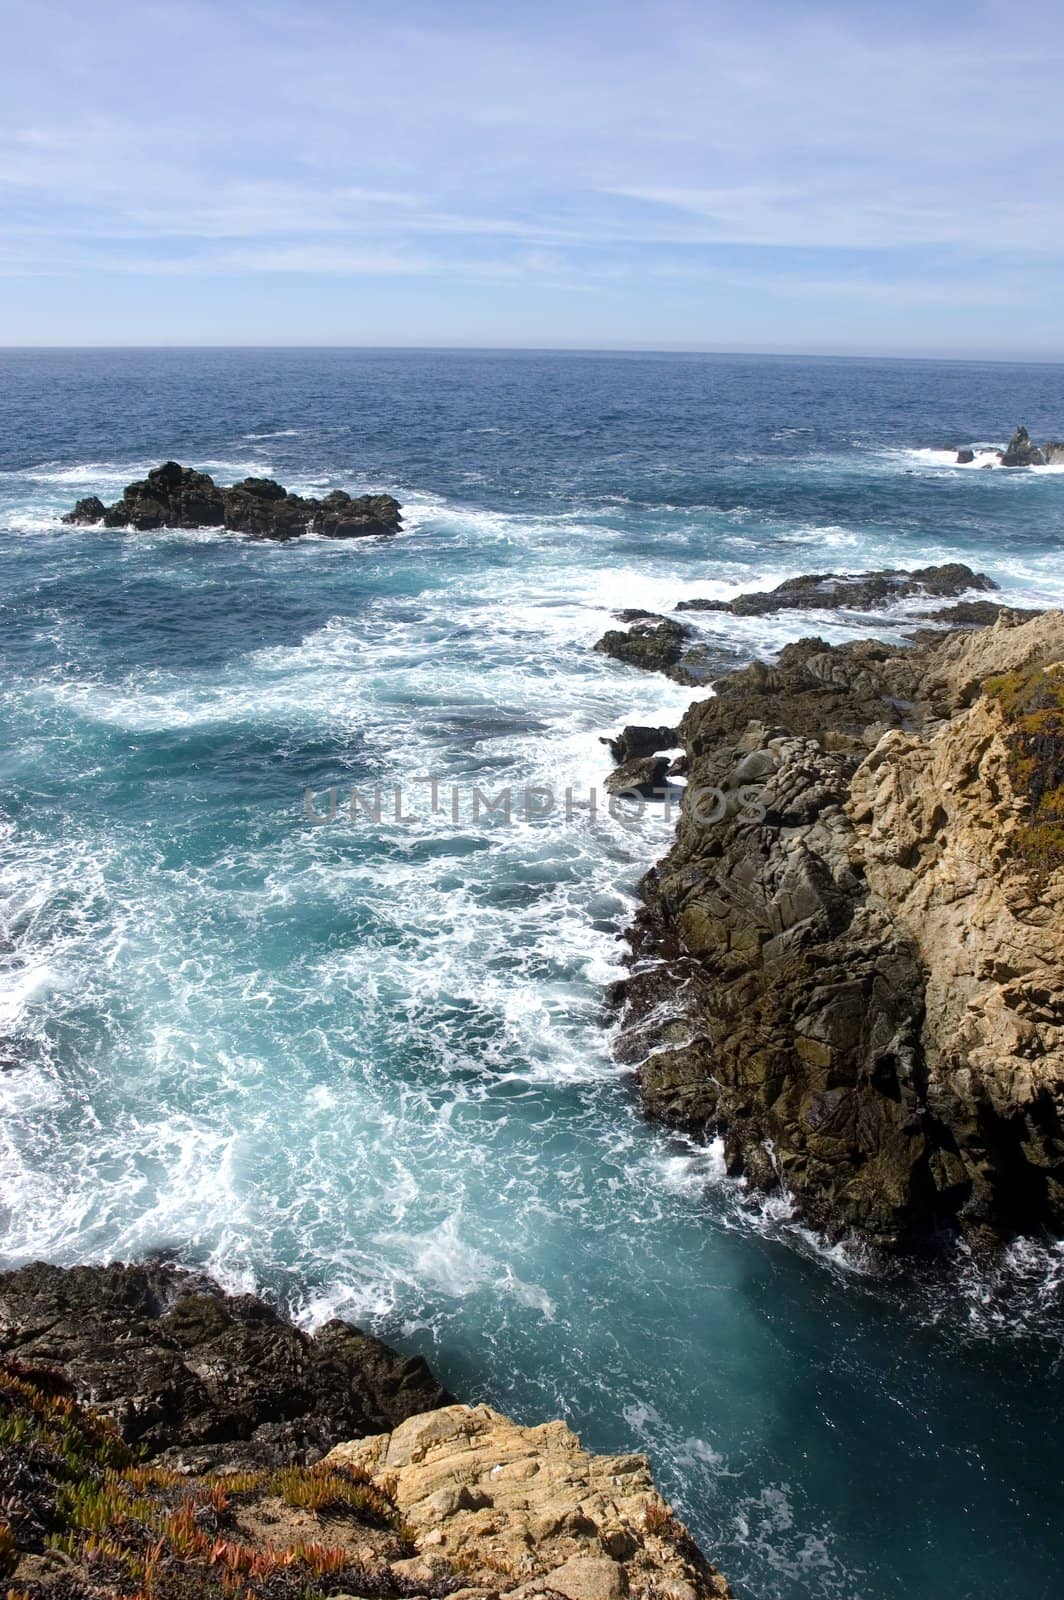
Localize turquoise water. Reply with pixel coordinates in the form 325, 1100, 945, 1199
1, 349, 1063, 1599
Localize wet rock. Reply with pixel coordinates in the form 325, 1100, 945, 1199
675, 562, 995, 618
595, 616, 691, 676
914, 600, 1042, 628
601, 725, 678, 764
605, 756, 671, 796
1001, 426, 1046, 467
0, 1261, 451, 1468
594, 619, 740, 686
62, 461, 402, 541
1044, 441, 1064, 465
956, 449, 975, 464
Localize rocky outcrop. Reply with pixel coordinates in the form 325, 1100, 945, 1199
610, 612, 1064, 1256
326, 1404, 732, 1600
0, 1273, 734, 1600
913, 600, 1041, 628
601, 726, 678, 765
956, 449, 976, 464
675, 562, 994, 619
62, 461, 402, 540
1001, 426, 1046, 468
0, 1261, 450, 1469
605, 756, 672, 796
594, 618, 736, 686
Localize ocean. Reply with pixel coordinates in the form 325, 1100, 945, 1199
1, 347, 1063, 1600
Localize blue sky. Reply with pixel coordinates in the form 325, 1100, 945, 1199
2, 0, 1063, 354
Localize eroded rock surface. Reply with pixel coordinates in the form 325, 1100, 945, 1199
327, 1403, 732, 1599
0, 1261, 451, 1468
611, 612, 1064, 1255
62, 460, 402, 540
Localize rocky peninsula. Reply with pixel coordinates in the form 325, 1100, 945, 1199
602, 583, 1064, 1258
62, 461, 402, 540
0, 1262, 732, 1600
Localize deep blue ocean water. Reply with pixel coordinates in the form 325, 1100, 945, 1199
1, 349, 1063, 1600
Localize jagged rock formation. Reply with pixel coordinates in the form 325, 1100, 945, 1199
601, 726, 678, 765
675, 562, 994, 619
327, 1404, 732, 1600
610, 612, 1064, 1255
594, 617, 738, 686
914, 600, 1041, 628
1002, 426, 1046, 467
605, 755, 672, 796
62, 461, 402, 540
0, 1261, 450, 1469
0, 1274, 734, 1600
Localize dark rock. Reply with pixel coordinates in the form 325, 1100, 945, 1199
1001, 426, 1046, 468
64, 495, 106, 523
955, 449, 975, 464
914, 600, 1042, 627
594, 618, 742, 686
595, 617, 691, 678
62, 462, 402, 541
675, 563, 995, 619
609, 613, 1064, 1256
601, 725, 678, 764
604, 755, 672, 796
0, 1261, 451, 1469
1043, 441, 1064, 465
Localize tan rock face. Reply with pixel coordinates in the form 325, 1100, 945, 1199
849, 673, 1064, 1232
613, 610, 1064, 1252
325, 1404, 732, 1599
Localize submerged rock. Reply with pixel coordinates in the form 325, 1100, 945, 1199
676, 562, 995, 618
610, 612, 1064, 1256
61, 460, 402, 540
327, 1404, 732, 1598
0, 1260, 450, 1468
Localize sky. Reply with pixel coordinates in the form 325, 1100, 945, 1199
2, 0, 1063, 355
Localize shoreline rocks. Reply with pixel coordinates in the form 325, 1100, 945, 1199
0, 1260, 450, 1470
0, 1263, 734, 1600
62, 460, 402, 540
593, 616, 740, 685
327, 1404, 732, 1599
675, 562, 994, 619
608, 612, 1064, 1257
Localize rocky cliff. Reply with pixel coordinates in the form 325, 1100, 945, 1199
0, 1264, 733, 1600
610, 611, 1064, 1257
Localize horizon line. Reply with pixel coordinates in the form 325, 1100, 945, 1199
2, 342, 1064, 367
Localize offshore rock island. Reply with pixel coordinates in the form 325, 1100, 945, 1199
62, 461, 403, 541
603, 592, 1064, 1257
